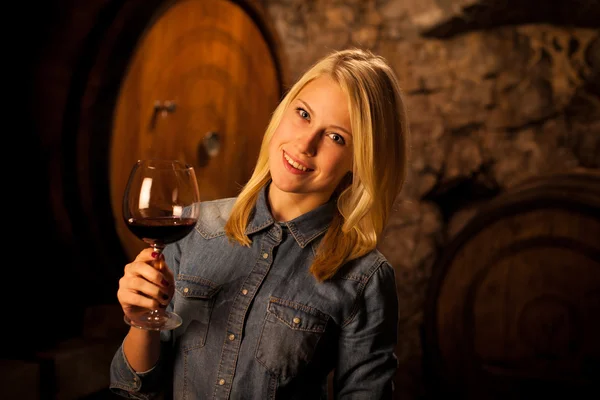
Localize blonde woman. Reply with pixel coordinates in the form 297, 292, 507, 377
111, 48, 410, 399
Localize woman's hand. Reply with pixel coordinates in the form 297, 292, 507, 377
117, 248, 175, 320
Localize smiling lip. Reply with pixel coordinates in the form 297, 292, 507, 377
282, 151, 313, 174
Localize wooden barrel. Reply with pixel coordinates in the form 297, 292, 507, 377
44, 0, 287, 294
108, 0, 285, 260
423, 168, 600, 399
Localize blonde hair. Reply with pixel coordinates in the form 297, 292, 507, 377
224, 48, 409, 281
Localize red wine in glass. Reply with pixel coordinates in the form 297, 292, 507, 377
122, 159, 201, 331
126, 217, 198, 248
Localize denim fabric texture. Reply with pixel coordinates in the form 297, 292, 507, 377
110, 184, 399, 399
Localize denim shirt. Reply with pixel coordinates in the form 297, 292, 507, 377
110, 184, 399, 399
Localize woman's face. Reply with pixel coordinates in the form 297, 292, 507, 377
268, 76, 353, 207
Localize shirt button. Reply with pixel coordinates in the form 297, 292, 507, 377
293, 317, 301, 324
218, 379, 225, 385
241, 289, 248, 295
183, 287, 189, 293
228, 333, 235, 341
262, 252, 269, 259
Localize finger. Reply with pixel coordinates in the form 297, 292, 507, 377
124, 260, 169, 290
121, 266, 170, 298
118, 276, 170, 308
118, 287, 166, 311
160, 266, 175, 298
159, 260, 175, 285
151, 255, 175, 291
132, 276, 170, 303
134, 248, 156, 262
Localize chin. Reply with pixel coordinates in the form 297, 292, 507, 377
271, 179, 300, 193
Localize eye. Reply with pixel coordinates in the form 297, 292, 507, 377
328, 132, 346, 145
295, 107, 310, 121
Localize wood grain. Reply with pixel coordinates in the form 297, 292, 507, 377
111, 0, 281, 260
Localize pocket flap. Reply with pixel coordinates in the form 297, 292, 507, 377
176, 275, 220, 299
267, 297, 329, 332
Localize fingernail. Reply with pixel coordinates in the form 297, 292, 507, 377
151, 252, 158, 258
161, 279, 169, 287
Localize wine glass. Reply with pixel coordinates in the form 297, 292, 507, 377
122, 159, 201, 330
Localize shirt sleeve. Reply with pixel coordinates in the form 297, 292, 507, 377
333, 260, 399, 399
108, 342, 165, 399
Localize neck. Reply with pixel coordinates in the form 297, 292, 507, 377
267, 185, 329, 222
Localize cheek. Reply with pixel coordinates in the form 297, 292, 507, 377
269, 127, 284, 152
276, 115, 300, 139
323, 153, 352, 181
341, 151, 353, 170
335, 152, 353, 175
269, 124, 285, 149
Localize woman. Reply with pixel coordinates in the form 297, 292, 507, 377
110, 48, 410, 399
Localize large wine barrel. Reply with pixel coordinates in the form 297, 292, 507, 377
109, 0, 285, 260
46, 0, 287, 299
423, 168, 600, 399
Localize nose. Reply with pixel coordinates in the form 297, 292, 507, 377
295, 129, 320, 157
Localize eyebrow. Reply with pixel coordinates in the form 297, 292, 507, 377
297, 99, 352, 136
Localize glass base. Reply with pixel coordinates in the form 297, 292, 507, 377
124, 309, 183, 331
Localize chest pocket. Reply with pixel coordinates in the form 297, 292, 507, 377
255, 297, 330, 379
173, 276, 220, 351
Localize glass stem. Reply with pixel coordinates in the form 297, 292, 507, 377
150, 244, 167, 318
151, 244, 166, 270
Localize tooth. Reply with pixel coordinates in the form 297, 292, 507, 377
285, 153, 307, 171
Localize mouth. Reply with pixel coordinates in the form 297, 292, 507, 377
283, 151, 313, 172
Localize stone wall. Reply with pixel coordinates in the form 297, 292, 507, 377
260, 0, 600, 397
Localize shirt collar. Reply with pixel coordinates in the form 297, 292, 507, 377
245, 183, 336, 248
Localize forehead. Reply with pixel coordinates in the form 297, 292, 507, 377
299, 76, 344, 100
295, 76, 350, 120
